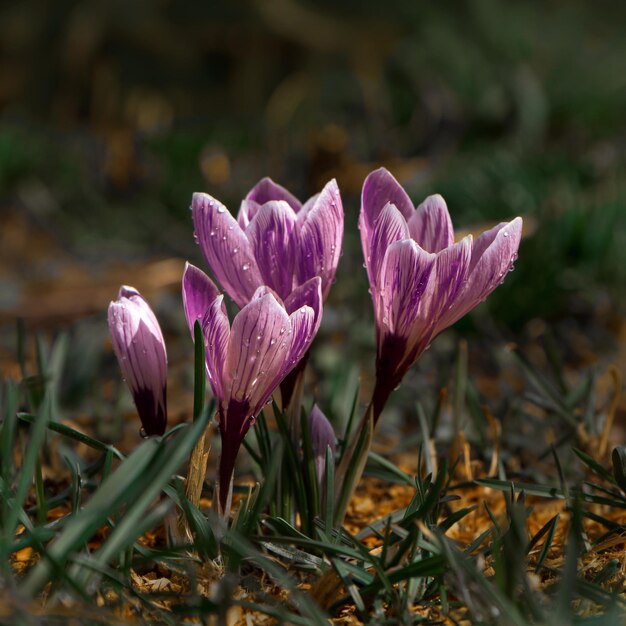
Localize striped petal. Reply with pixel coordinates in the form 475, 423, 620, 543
246, 200, 297, 300
224, 292, 291, 417
407, 194, 455, 253
361, 168, 414, 267
237, 199, 261, 229
295, 179, 344, 300
367, 202, 410, 300
245, 176, 302, 212
435, 217, 522, 333
182, 262, 220, 339
379, 240, 436, 343
201, 294, 230, 400
192, 192, 263, 308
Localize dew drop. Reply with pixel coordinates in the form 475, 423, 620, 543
300, 307, 307, 313
242, 263, 250, 271
139, 427, 148, 439
210, 230, 216, 237
217, 206, 225, 214
503, 231, 509, 238
270, 338, 276, 345
232, 247, 239, 254
279, 327, 285, 335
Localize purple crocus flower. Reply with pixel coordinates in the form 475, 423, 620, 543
308, 404, 336, 488
182, 263, 323, 512
108, 286, 167, 436
361, 168, 523, 421
191, 177, 343, 307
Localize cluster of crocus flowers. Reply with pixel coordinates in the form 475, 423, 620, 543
360, 168, 523, 421
108, 286, 168, 437
192, 178, 344, 408
182, 263, 323, 512
107, 167, 523, 525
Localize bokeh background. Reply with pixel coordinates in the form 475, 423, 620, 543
1, 0, 625, 438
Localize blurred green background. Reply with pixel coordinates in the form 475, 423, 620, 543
1, 0, 625, 424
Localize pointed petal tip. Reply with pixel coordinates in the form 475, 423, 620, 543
118, 285, 139, 299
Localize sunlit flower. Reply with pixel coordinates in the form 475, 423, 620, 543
191, 177, 343, 307
108, 286, 168, 436
361, 168, 523, 420
182, 263, 323, 511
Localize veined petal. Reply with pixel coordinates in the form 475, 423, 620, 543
368, 202, 410, 297
182, 262, 220, 339
295, 179, 344, 300
436, 217, 523, 333
108, 288, 167, 436
118, 286, 162, 341
246, 200, 297, 300
408, 194, 455, 253
379, 240, 436, 341
245, 176, 302, 212
238, 199, 261, 229
407, 236, 472, 352
284, 276, 323, 327
201, 294, 230, 400
192, 192, 263, 308
297, 192, 320, 222
224, 293, 291, 416
360, 168, 414, 268
285, 303, 317, 379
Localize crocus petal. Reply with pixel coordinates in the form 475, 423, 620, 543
406, 236, 472, 355
367, 202, 410, 298
238, 199, 261, 229
246, 201, 297, 300
379, 240, 436, 342
108, 288, 167, 436
224, 293, 291, 418
360, 168, 414, 267
245, 176, 302, 212
309, 404, 336, 485
285, 303, 317, 375
407, 194, 455, 253
182, 262, 220, 339
192, 192, 263, 308
201, 294, 230, 399
295, 179, 344, 300
435, 218, 522, 333
284, 276, 323, 327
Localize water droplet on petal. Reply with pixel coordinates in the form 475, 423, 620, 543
217, 206, 225, 214
210, 230, 216, 237
503, 231, 509, 238
139, 427, 148, 439
242, 263, 250, 271
300, 307, 307, 313
232, 247, 239, 254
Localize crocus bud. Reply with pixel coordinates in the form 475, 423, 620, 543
108, 286, 168, 436
191, 177, 343, 306
308, 404, 336, 487
360, 168, 522, 421
182, 263, 323, 514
